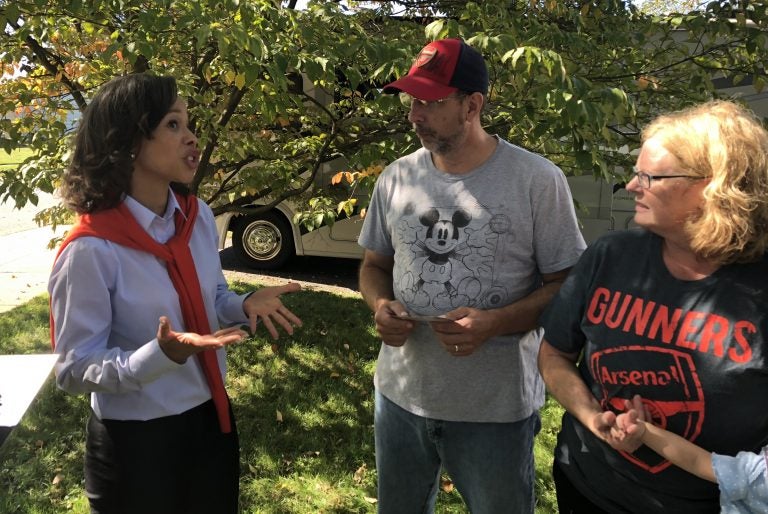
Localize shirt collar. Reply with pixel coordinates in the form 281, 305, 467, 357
122, 189, 184, 232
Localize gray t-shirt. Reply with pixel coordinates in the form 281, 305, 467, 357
358, 138, 586, 422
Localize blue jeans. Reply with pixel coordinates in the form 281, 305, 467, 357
374, 390, 540, 514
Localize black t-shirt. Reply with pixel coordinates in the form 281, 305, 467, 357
540, 230, 768, 513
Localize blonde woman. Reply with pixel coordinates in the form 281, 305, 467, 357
538, 100, 768, 513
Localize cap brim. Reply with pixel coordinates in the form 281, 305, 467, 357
382, 75, 457, 101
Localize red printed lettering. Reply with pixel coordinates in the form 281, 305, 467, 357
648, 305, 683, 344
587, 288, 610, 324
622, 298, 657, 335
605, 292, 633, 329
599, 366, 681, 386
585, 287, 755, 364
699, 314, 730, 358
676, 311, 706, 350
730, 321, 755, 364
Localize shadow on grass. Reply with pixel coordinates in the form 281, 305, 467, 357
0, 297, 91, 514
226, 284, 385, 512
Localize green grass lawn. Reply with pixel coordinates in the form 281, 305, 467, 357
0, 282, 562, 513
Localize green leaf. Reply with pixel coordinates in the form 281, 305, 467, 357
425, 19, 446, 41
1, 0, 764, 237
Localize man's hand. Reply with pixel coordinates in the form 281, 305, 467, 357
157, 316, 248, 364
374, 300, 415, 347
429, 306, 499, 356
243, 283, 303, 339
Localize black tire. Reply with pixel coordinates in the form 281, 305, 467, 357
231, 211, 295, 270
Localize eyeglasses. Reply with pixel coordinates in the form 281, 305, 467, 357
399, 92, 465, 110
630, 166, 706, 189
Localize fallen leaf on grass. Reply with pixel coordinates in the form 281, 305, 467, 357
276, 410, 283, 422
364, 497, 378, 504
52, 473, 63, 486
441, 477, 454, 493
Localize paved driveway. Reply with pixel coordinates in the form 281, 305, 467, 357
0, 194, 67, 313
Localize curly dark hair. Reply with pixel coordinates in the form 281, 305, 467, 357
61, 73, 179, 214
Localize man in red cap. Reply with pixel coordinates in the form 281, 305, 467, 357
358, 38, 586, 513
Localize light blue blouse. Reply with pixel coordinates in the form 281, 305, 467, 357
713, 447, 768, 513
49, 191, 249, 421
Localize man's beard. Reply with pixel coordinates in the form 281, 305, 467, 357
414, 118, 466, 156
416, 130, 463, 155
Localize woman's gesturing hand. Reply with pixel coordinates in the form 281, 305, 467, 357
243, 283, 303, 339
157, 316, 249, 363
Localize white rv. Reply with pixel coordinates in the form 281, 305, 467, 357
216, 78, 768, 270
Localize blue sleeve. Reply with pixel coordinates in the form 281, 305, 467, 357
195, 199, 250, 326
713, 450, 768, 512
49, 239, 179, 395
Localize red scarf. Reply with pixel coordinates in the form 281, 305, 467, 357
51, 194, 231, 433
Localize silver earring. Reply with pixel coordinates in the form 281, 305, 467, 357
130, 152, 135, 159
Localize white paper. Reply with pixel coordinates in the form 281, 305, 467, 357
0, 354, 58, 428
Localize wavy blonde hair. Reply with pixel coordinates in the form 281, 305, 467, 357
642, 100, 768, 264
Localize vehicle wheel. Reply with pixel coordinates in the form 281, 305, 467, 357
231, 211, 295, 270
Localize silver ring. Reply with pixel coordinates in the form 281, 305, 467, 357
454, 344, 459, 353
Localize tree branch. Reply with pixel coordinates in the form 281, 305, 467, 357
8, 20, 87, 110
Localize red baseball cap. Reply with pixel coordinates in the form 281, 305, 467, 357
383, 38, 489, 101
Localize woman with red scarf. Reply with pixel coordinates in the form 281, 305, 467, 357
49, 74, 302, 514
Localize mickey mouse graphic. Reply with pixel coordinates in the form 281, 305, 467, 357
399, 207, 481, 311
